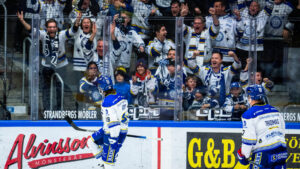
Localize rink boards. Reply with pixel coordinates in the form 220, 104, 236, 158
0, 120, 300, 169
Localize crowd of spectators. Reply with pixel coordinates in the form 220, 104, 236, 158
10, 0, 300, 120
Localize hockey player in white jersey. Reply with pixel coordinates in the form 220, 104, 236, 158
87, 75, 129, 169
237, 84, 287, 169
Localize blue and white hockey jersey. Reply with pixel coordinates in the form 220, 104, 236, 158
188, 60, 241, 95
69, 7, 96, 23
187, 60, 241, 106
223, 92, 249, 120
101, 93, 129, 138
183, 23, 219, 66
157, 72, 184, 106
206, 14, 237, 62
40, 0, 66, 30
79, 76, 103, 106
131, 0, 162, 39
241, 104, 286, 158
265, 1, 294, 37
223, 93, 249, 113
113, 26, 145, 69
130, 74, 158, 106
39, 27, 76, 68
22, 0, 41, 19
236, 0, 274, 51
146, 38, 175, 68
73, 29, 98, 71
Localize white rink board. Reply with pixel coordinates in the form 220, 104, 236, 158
0, 121, 299, 169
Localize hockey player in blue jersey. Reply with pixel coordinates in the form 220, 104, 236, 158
237, 84, 287, 169
87, 75, 129, 169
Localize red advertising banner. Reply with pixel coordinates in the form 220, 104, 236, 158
4, 133, 93, 169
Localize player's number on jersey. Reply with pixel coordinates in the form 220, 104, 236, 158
51, 54, 58, 65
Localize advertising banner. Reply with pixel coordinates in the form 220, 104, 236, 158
186, 132, 300, 169
2, 127, 94, 169
187, 132, 241, 169
0, 126, 157, 169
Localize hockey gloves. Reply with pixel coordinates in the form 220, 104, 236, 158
237, 148, 249, 165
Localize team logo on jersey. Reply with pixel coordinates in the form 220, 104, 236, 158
271, 154, 277, 162
270, 152, 288, 162
169, 90, 176, 98
215, 32, 224, 42
119, 41, 127, 52
92, 90, 102, 101
270, 16, 282, 29
81, 37, 94, 61
245, 25, 253, 36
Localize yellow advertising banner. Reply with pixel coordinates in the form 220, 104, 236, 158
186, 132, 300, 169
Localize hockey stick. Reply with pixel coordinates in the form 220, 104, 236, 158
65, 116, 163, 141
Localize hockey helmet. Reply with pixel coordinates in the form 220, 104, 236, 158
246, 84, 265, 100
98, 75, 113, 92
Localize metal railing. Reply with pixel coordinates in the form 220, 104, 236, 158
50, 73, 64, 110
22, 37, 32, 103
0, 0, 7, 109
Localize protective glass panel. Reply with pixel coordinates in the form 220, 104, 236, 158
0, 8, 33, 120
0, 0, 299, 122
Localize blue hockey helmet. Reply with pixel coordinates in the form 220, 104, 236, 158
230, 82, 241, 89
98, 75, 113, 92
246, 84, 265, 100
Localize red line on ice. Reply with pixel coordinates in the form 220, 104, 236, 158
157, 127, 161, 169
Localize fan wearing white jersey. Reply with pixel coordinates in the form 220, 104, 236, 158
73, 17, 98, 72
40, 0, 67, 30
17, 11, 80, 111
234, 0, 274, 68
183, 7, 220, 67
111, 11, 145, 70
237, 84, 287, 169
206, 0, 238, 63
87, 75, 129, 169
265, 0, 294, 38
187, 51, 241, 106
146, 24, 175, 72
